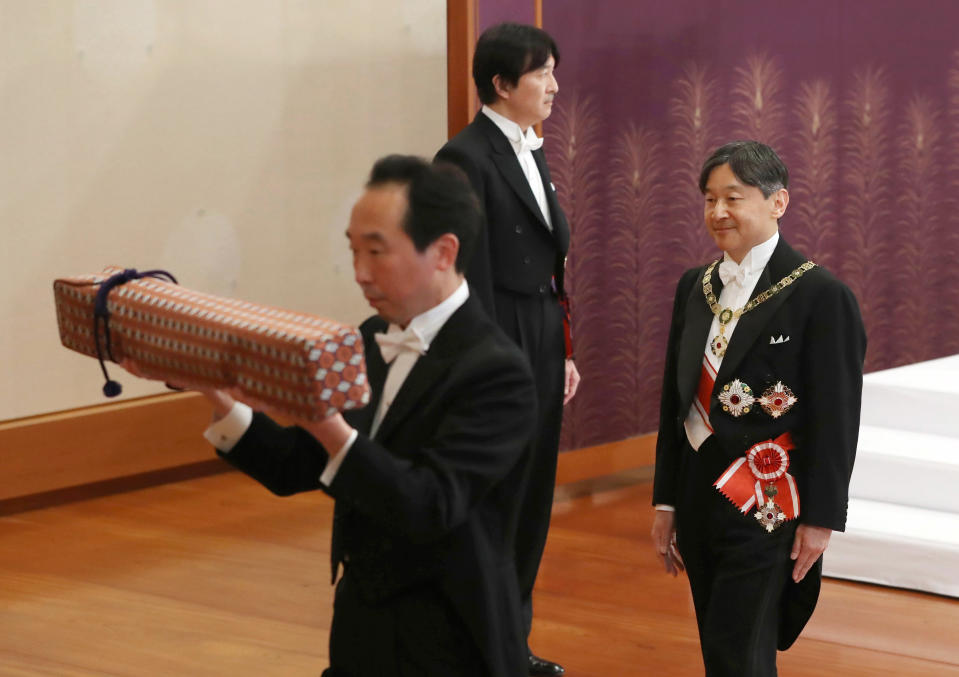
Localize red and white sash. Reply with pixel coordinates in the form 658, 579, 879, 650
693, 353, 717, 434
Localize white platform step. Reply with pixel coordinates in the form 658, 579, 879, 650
860, 355, 959, 437
824, 498, 959, 598
824, 356, 959, 598
851, 425, 959, 513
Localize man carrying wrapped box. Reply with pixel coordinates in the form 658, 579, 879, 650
66, 156, 537, 677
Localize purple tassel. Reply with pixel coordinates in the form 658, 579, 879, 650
92, 268, 178, 397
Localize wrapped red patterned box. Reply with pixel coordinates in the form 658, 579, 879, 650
54, 266, 370, 421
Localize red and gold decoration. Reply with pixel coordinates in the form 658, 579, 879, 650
755, 488, 788, 533
717, 378, 798, 419
709, 334, 728, 358
718, 378, 754, 417
713, 432, 800, 532
759, 381, 798, 418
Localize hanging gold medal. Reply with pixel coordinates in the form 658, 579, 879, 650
710, 335, 727, 358
710, 307, 736, 358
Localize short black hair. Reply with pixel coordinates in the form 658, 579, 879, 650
367, 155, 481, 272
473, 22, 560, 105
699, 140, 789, 198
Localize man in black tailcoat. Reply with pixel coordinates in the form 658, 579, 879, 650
436, 23, 579, 676
652, 141, 867, 676
175, 157, 536, 676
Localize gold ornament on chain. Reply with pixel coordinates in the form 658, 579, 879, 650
702, 260, 816, 358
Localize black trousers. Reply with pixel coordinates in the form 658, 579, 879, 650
323, 570, 485, 677
493, 287, 566, 640
675, 437, 796, 677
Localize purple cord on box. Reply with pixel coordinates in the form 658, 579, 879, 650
92, 268, 178, 397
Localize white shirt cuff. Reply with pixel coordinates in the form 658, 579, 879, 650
655, 504, 676, 512
203, 401, 253, 452
319, 428, 359, 486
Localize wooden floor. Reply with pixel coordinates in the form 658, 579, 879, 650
0, 469, 957, 676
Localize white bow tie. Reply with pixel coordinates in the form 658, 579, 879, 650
509, 129, 544, 155
374, 325, 428, 363
718, 260, 748, 288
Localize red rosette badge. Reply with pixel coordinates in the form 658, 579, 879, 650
713, 432, 800, 532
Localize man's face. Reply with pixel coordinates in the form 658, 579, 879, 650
499, 55, 558, 129
703, 163, 787, 263
347, 185, 437, 327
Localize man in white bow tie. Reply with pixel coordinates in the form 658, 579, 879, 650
161, 156, 537, 676
651, 141, 866, 676
436, 23, 578, 676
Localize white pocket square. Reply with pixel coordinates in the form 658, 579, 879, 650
770, 335, 790, 345
550, 182, 556, 191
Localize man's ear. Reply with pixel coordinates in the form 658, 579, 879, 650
771, 188, 789, 219
430, 233, 460, 272
492, 74, 512, 101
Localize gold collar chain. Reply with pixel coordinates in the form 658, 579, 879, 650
702, 259, 816, 357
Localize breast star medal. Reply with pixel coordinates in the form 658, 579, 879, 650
718, 379, 754, 417
759, 381, 797, 418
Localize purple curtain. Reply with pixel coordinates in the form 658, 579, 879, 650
541, 1, 959, 449
478, 1, 535, 31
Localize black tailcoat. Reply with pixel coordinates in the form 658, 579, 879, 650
654, 237, 866, 671
435, 112, 570, 312
220, 293, 536, 677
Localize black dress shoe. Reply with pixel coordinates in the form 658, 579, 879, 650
528, 652, 565, 675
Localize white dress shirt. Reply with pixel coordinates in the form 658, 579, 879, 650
481, 105, 552, 229
204, 279, 470, 485
368, 280, 469, 438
